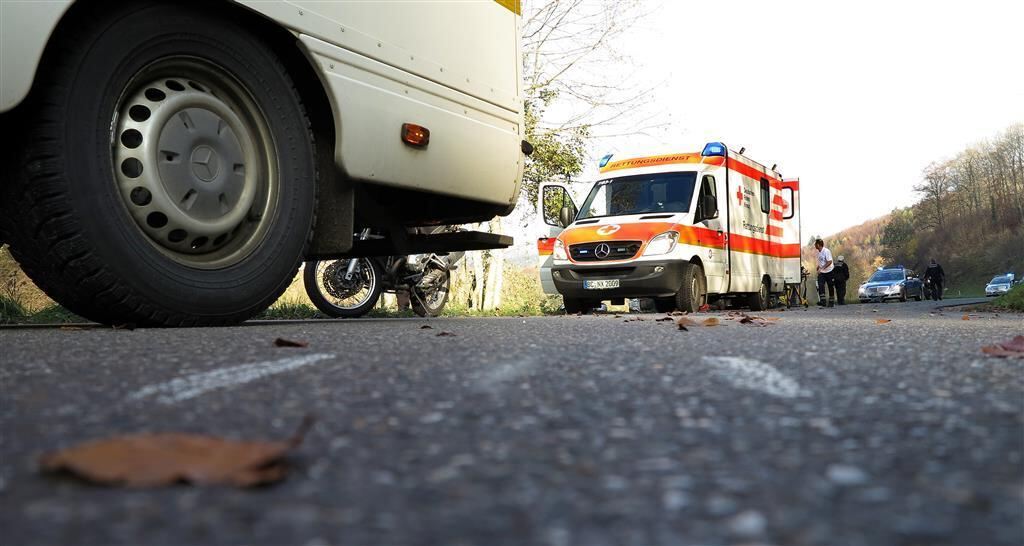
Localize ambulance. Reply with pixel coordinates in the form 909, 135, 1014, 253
537, 142, 801, 313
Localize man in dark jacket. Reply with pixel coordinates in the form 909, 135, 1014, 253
833, 255, 850, 305
924, 259, 945, 300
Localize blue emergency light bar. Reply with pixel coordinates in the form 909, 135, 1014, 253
598, 154, 613, 167
701, 142, 726, 157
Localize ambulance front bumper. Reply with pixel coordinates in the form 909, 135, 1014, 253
551, 261, 684, 299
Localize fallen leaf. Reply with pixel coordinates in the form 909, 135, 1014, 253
274, 337, 308, 348
875, 319, 892, 324
613, 315, 622, 319
670, 311, 689, 316
624, 317, 645, 322
961, 315, 970, 321
675, 317, 698, 331
60, 326, 85, 331
419, 325, 433, 330
702, 317, 721, 327
981, 336, 1024, 359
655, 317, 674, 322
738, 315, 767, 327
765, 317, 781, 322
39, 417, 314, 488
436, 331, 457, 337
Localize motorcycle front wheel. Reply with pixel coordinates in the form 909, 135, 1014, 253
411, 268, 450, 317
303, 258, 382, 318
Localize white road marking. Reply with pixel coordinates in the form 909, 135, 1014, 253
128, 353, 335, 404
475, 357, 538, 390
702, 356, 809, 398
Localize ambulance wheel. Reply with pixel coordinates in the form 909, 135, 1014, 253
749, 277, 770, 311
563, 297, 592, 314
674, 263, 707, 313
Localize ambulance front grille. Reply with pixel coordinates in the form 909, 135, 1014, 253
570, 241, 642, 261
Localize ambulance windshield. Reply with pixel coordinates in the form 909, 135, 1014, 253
578, 172, 697, 219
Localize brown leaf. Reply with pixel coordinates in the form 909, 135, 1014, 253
655, 317, 674, 322
875, 319, 892, 324
419, 325, 434, 330
961, 315, 970, 321
436, 331, 457, 337
623, 317, 645, 322
981, 335, 1024, 359
702, 317, 721, 327
670, 311, 688, 316
274, 337, 308, 348
675, 317, 698, 330
39, 417, 314, 488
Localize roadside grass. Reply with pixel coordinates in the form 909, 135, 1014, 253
0, 294, 29, 324
990, 284, 1024, 311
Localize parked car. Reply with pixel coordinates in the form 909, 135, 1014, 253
985, 274, 1016, 297
858, 266, 924, 302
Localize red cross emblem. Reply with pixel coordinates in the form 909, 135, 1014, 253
736, 187, 744, 205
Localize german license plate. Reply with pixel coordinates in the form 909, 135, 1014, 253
584, 279, 620, 289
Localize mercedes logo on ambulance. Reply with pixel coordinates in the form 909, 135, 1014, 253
596, 224, 621, 236
594, 243, 611, 259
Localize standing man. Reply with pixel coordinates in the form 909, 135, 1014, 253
924, 259, 945, 300
814, 239, 836, 307
833, 255, 850, 305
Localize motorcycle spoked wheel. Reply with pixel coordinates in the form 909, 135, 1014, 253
303, 258, 382, 318
411, 267, 450, 318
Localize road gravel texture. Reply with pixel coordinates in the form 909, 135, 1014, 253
1, 299, 1022, 546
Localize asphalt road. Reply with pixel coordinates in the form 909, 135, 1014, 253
1, 299, 1022, 546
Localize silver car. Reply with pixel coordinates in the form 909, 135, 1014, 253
985, 274, 1015, 297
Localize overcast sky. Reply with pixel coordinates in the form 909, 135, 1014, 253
575, 0, 1024, 240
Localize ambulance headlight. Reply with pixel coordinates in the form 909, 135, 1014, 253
643, 231, 679, 256
553, 239, 568, 261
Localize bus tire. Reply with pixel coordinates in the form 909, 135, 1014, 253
0, 3, 317, 326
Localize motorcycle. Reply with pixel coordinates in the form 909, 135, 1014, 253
923, 277, 938, 301
303, 228, 464, 318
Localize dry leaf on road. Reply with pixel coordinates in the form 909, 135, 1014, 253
702, 317, 721, 327
436, 331, 457, 337
419, 325, 433, 330
655, 317, 674, 322
981, 336, 1024, 359
875, 319, 892, 324
273, 337, 308, 348
39, 417, 314, 488
675, 317, 698, 331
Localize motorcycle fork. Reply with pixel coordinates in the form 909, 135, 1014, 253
345, 228, 372, 280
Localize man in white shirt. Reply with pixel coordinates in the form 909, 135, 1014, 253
815, 238, 835, 307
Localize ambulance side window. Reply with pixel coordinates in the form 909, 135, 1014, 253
695, 175, 718, 221
759, 179, 770, 214
782, 187, 795, 219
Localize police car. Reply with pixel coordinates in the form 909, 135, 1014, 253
985, 274, 1016, 297
858, 266, 925, 303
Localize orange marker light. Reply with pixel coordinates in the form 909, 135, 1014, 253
401, 123, 430, 148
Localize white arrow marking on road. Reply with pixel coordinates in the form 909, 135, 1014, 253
128, 353, 335, 404
702, 356, 809, 399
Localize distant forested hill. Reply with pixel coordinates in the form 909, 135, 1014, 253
806, 124, 1024, 297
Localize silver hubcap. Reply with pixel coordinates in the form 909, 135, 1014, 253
112, 58, 277, 269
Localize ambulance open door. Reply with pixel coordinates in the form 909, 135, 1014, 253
536, 183, 578, 295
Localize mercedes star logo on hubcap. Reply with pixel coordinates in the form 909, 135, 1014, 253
190, 145, 221, 182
